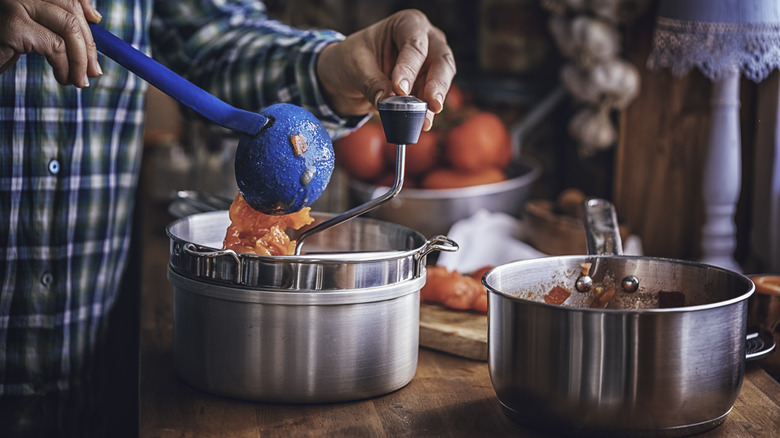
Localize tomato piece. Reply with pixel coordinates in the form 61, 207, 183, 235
544, 286, 571, 305
223, 193, 314, 255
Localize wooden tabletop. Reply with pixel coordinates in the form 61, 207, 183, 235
138, 201, 780, 438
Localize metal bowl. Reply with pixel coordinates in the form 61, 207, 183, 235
348, 159, 541, 238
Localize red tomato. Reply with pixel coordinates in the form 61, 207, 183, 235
383, 130, 440, 177
445, 83, 465, 111
335, 121, 386, 181
444, 112, 512, 172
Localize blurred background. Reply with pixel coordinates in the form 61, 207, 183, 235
141, 0, 780, 274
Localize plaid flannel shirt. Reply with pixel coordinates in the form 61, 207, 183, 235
0, 0, 359, 403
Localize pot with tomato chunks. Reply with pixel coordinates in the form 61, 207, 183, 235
482, 199, 755, 436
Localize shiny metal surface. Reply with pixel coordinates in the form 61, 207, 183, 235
293, 96, 427, 253
483, 255, 754, 437
170, 269, 422, 403
348, 159, 540, 238
167, 210, 456, 290
166, 211, 456, 402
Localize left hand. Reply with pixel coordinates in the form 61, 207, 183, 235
316, 9, 457, 131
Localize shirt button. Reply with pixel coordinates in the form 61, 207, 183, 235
48, 159, 60, 175
41, 272, 54, 287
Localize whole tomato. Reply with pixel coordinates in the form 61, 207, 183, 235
334, 121, 386, 181
383, 129, 440, 177
444, 112, 512, 172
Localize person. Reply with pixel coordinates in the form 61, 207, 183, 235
0, 1, 456, 436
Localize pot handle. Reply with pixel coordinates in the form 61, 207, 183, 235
415, 236, 459, 276
182, 243, 245, 285
583, 198, 624, 256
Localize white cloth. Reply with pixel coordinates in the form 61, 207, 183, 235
436, 209, 643, 273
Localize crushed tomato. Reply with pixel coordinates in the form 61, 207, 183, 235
223, 193, 314, 256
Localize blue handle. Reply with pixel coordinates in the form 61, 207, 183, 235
89, 23, 266, 136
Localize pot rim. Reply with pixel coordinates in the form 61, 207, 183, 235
166, 210, 433, 263
483, 254, 755, 313
165, 210, 458, 290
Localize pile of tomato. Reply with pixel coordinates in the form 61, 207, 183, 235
334, 85, 514, 189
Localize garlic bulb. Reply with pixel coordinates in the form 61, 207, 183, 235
568, 106, 617, 156
544, 0, 647, 154
561, 59, 640, 110
569, 16, 620, 69
589, 58, 640, 109
561, 63, 600, 103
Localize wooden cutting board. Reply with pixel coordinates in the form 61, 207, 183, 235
419, 303, 488, 361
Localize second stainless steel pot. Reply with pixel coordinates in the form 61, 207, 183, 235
482, 199, 755, 437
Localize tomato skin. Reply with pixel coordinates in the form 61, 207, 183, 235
383, 129, 440, 177
444, 112, 512, 172
335, 121, 387, 181
421, 167, 506, 190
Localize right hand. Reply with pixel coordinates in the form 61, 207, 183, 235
0, 0, 103, 87
316, 9, 457, 131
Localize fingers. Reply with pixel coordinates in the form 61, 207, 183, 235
34, 2, 91, 86
389, 10, 456, 117
0, 48, 21, 75
73, 0, 102, 77
388, 10, 430, 96
78, 0, 101, 23
316, 8, 456, 127
0, 0, 102, 87
417, 29, 456, 114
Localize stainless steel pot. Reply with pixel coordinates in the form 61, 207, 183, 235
166, 210, 457, 402
482, 199, 754, 437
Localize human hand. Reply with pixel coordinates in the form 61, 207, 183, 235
316, 9, 456, 131
0, 0, 103, 87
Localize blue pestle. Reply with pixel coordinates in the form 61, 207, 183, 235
89, 23, 334, 214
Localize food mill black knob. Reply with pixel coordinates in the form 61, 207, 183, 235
377, 96, 427, 145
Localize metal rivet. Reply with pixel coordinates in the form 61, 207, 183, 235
575, 275, 593, 292
48, 159, 60, 175
41, 272, 54, 287
622, 275, 640, 293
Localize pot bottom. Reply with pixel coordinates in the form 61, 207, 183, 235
499, 401, 730, 438
178, 373, 416, 404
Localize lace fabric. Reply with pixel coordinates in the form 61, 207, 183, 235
647, 16, 780, 82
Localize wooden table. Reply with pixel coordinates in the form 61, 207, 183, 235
138, 202, 780, 438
